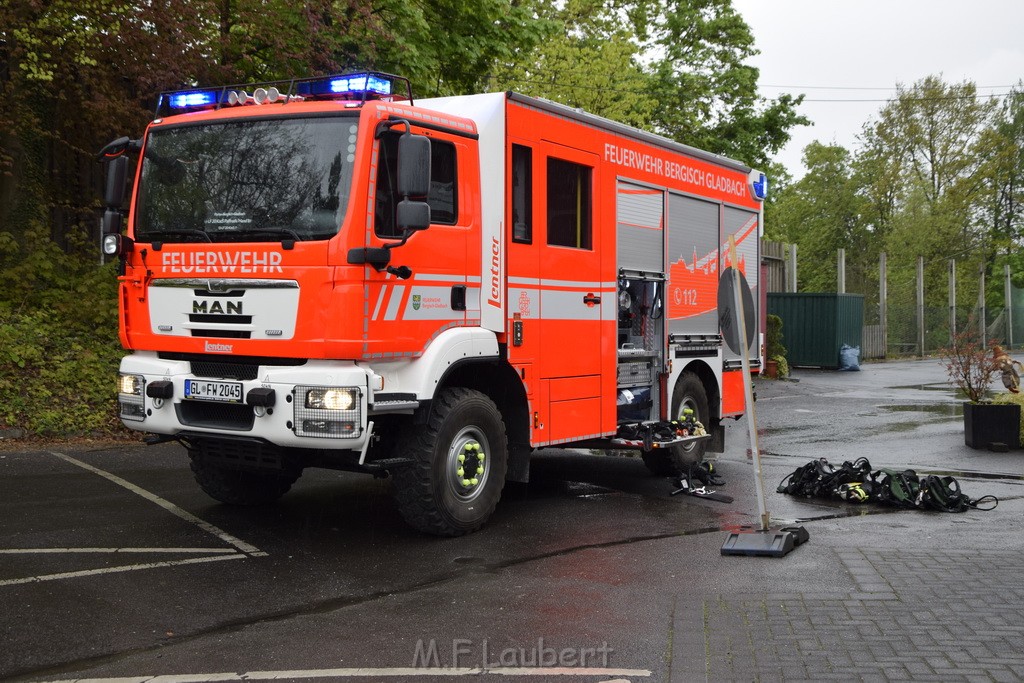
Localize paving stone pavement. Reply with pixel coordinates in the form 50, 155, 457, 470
674, 548, 1024, 682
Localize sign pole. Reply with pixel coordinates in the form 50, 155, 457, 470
727, 235, 770, 531
719, 236, 808, 557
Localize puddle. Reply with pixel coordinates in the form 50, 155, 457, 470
561, 481, 618, 498
880, 403, 963, 417
890, 383, 958, 392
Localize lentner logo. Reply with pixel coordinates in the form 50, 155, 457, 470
205, 341, 233, 353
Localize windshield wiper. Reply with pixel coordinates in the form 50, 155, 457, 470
224, 227, 306, 242
137, 229, 212, 243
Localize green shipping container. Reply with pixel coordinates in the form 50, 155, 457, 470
767, 293, 864, 369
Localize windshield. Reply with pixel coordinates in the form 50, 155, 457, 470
134, 116, 358, 243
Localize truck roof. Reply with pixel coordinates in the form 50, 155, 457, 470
420, 91, 753, 174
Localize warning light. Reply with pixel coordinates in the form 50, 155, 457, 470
168, 91, 219, 110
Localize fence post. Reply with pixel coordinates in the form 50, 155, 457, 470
1007, 264, 1014, 349
948, 259, 957, 344
917, 256, 925, 357
787, 244, 798, 293
837, 248, 845, 293
978, 264, 986, 347
879, 252, 887, 358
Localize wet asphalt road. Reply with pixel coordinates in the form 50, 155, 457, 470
1, 356, 1023, 682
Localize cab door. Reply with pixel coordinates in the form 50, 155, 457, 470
535, 142, 610, 442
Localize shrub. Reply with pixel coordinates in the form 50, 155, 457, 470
992, 392, 1024, 447
937, 330, 998, 403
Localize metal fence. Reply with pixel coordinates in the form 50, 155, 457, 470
763, 241, 1023, 358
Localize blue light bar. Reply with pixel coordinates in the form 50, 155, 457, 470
168, 90, 219, 109
298, 73, 394, 99
329, 75, 392, 95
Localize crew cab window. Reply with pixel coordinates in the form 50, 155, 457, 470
375, 134, 458, 238
547, 157, 592, 249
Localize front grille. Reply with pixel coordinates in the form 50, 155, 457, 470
191, 360, 259, 380
189, 314, 253, 324
194, 437, 289, 472
191, 329, 251, 339
177, 401, 255, 431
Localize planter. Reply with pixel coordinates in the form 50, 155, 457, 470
764, 359, 779, 379
963, 402, 1021, 450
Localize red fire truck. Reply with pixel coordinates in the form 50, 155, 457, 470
99, 72, 765, 536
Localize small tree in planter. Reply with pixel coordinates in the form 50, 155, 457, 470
765, 314, 788, 379
939, 331, 1021, 450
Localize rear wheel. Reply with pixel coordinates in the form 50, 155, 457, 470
189, 455, 300, 506
391, 388, 508, 536
640, 372, 709, 476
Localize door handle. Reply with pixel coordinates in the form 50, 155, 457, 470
583, 294, 601, 306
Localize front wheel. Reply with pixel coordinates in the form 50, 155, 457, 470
189, 455, 300, 506
391, 388, 508, 536
641, 372, 710, 476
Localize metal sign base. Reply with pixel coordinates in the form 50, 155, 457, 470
721, 525, 809, 558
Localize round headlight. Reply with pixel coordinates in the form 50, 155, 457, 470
103, 234, 120, 256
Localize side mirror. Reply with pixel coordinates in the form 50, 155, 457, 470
397, 133, 431, 199
397, 199, 430, 232
104, 156, 128, 208
102, 209, 122, 235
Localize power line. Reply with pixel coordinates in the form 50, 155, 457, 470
761, 84, 1016, 91
800, 93, 1012, 103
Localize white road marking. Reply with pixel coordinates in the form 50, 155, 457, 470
42, 666, 652, 681
0, 548, 239, 555
0, 553, 245, 586
49, 451, 263, 556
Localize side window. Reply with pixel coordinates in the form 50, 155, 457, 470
374, 134, 401, 238
428, 139, 457, 224
512, 144, 532, 243
374, 134, 458, 238
547, 157, 592, 250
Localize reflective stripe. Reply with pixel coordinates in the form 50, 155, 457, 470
383, 285, 405, 321
371, 286, 387, 320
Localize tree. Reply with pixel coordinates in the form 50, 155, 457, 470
494, 0, 807, 170
771, 142, 868, 293
642, 0, 806, 170
494, 0, 656, 127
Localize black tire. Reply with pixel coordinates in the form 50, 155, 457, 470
391, 387, 508, 536
641, 372, 709, 476
189, 456, 299, 506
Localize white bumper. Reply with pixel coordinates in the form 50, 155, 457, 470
118, 352, 372, 451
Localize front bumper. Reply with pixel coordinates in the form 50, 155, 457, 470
118, 352, 372, 451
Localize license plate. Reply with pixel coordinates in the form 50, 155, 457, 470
185, 379, 243, 403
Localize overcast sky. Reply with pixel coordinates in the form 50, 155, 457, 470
733, 0, 1024, 179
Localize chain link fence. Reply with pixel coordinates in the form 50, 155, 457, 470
765, 242, 1024, 358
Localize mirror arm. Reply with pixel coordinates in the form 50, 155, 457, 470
375, 118, 411, 139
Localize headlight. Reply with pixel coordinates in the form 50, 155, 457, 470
118, 373, 143, 395
294, 385, 362, 439
305, 387, 356, 410
118, 373, 146, 423
103, 234, 120, 256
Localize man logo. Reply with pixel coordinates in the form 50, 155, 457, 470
412, 295, 421, 311
193, 300, 242, 315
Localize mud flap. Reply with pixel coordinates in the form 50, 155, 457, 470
706, 423, 725, 453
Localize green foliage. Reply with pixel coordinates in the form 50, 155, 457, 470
991, 392, 1024, 446
771, 354, 789, 379
495, 0, 807, 170
766, 314, 786, 359
772, 142, 870, 292
772, 76, 1024, 322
